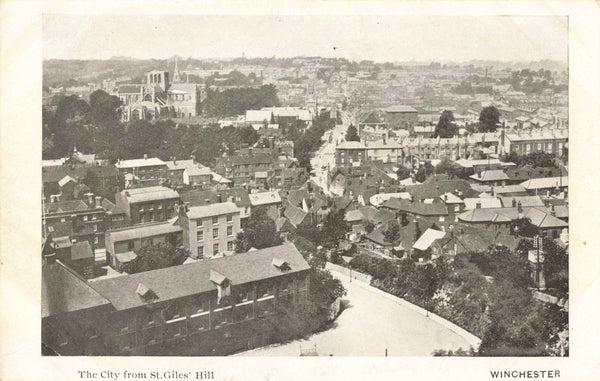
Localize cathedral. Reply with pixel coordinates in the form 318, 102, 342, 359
118, 60, 205, 122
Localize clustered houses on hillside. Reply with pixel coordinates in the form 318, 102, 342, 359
43, 56, 569, 357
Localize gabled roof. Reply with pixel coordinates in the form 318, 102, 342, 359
361, 112, 383, 124
90, 243, 309, 311
42, 261, 112, 318
284, 203, 309, 227
58, 175, 77, 188
457, 206, 568, 228
413, 228, 446, 251
439, 192, 464, 204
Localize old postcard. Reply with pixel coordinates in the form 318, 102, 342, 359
1, 1, 599, 380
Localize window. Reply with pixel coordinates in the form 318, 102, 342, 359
61, 218, 66, 223
83, 215, 88, 221
227, 226, 233, 237
197, 219, 203, 227
547, 143, 553, 152
212, 216, 218, 225
197, 230, 203, 242
92, 224, 97, 232
526, 143, 531, 153
537, 143, 542, 151
213, 228, 219, 238
227, 214, 233, 222
213, 243, 219, 255
197, 246, 204, 257
94, 236, 99, 244
438, 216, 445, 222
128, 241, 135, 251
227, 241, 234, 251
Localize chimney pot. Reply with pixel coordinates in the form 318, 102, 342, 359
144, 154, 148, 160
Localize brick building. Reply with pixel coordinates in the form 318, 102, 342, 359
115, 186, 180, 225
42, 243, 310, 356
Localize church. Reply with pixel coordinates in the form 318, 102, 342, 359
118, 60, 205, 122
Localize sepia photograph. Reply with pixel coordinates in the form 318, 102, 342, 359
39, 14, 571, 358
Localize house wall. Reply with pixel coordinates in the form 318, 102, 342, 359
43, 272, 309, 356
186, 212, 241, 259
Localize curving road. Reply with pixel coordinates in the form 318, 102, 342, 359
236, 269, 473, 356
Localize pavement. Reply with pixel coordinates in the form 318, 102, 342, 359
235, 268, 472, 356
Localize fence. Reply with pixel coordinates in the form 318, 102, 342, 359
325, 262, 372, 283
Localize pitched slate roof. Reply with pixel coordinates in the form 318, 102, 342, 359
118, 84, 143, 94
90, 243, 309, 310
44, 200, 92, 214
413, 228, 446, 251
115, 157, 166, 169
284, 203, 309, 227
42, 261, 112, 318
499, 196, 544, 208
381, 198, 448, 216
71, 241, 94, 260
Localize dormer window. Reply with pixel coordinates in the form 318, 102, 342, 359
272, 258, 291, 271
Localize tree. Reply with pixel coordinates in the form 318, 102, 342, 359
479, 106, 500, 132
89, 89, 121, 126
434, 110, 458, 138
234, 208, 282, 252
383, 221, 400, 243
511, 218, 540, 238
435, 158, 460, 177
320, 209, 350, 246
345, 124, 360, 142
396, 166, 411, 180
124, 242, 188, 274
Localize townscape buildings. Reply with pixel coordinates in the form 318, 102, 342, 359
42, 54, 568, 357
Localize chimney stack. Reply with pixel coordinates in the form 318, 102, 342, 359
476, 201, 482, 209
95, 196, 102, 209
85, 192, 94, 205
517, 201, 523, 214
512, 198, 517, 208
144, 154, 148, 160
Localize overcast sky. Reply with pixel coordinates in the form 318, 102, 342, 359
43, 15, 568, 63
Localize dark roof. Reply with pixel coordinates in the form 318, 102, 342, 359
284, 203, 309, 227
44, 200, 91, 214
406, 175, 479, 201
382, 198, 448, 216
361, 112, 383, 124
333, 196, 353, 211
71, 241, 94, 260
505, 166, 562, 182
90, 243, 310, 311
43, 165, 119, 184
225, 153, 274, 166
42, 261, 112, 318
446, 229, 520, 254
180, 188, 251, 208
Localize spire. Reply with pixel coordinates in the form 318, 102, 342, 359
173, 58, 181, 83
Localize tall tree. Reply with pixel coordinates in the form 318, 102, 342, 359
345, 123, 360, 142
234, 208, 281, 252
479, 106, 501, 132
434, 110, 458, 138
89, 89, 122, 126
